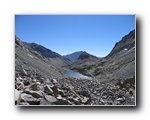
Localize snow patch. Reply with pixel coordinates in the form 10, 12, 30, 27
28, 54, 34, 58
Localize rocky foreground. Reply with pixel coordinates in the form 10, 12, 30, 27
15, 69, 135, 105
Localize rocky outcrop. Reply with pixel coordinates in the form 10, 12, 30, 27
68, 52, 100, 75
24, 42, 72, 66
82, 30, 135, 83
77, 51, 99, 61
107, 30, 135, 57
15, 70, 135, 105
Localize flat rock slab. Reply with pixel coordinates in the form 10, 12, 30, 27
23, 90, 43, 98
20, 93, 38, 105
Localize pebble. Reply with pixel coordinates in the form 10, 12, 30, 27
15, 75, 135, 105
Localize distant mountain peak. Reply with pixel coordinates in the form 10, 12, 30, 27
78, 51, 99, 61
63, 51, 84, 62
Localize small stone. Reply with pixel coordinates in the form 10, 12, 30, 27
45, 79, 50, 84
68, 96, 74, 102
39, 78, 44, 84
32, 78, 37, 82
19, 102, 30, 105
51, 79, 57, 84
55, 96, 70, 105
78, 90, 90, 97
18, 76, 23, 81
116, 97, 125, 103
38, 85, 44, 90
113, 100, 121, 105
56, 95, 64, 100
30, 83, 38, 91
116, 98, 123, 101
62, 86, 70, 91
44, 85, 53, 94
15, 80, 24, 90
51, 85, 58, 96
36, 82, 41, 85
81, 97, 88, 104
23, 79, 30, 86
102, 93, 107, 99
22, 69, 28, 75
72, 97, 81, 105
129, 88, 135, 96
116, 85, 120, 89
58, 89, 65, 97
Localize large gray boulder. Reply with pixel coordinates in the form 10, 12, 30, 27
23, 90, 43, 98
40, 94, 57, 105
44, 94, 57, 103
44, 85, 53, 95
40, 98, 54, 105
20, 93, 38, 105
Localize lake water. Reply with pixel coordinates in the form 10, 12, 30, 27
64, 71, 92, 80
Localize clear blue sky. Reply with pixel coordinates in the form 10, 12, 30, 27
15, 15, 135, 57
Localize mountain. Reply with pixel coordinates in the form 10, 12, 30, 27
15, 36, 65, 79
85, 30, 135, 83
24, 42, 62, 58
63, 51, 83, 62
68, 51, 100, 75
24, 42, 72, 66
77, 51, 99, 61
107, 30, 135, 57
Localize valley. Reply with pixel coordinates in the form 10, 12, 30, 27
15, 30, 135, 106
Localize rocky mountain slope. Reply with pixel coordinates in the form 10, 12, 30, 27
24, 42, 72, 67
82, 30, 135, 84
67, 51, 100, 75
63, 51, 83, 62
107, 30, 135, 57
15, 36, 65, 79
15, 30, 135, 106
69, 51, 100, 67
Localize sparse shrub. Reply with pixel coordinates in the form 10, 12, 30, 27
71, 67, 87, 74
115, 76, 135, 93
93, 68, 103, 76
86, 65, 95, 70
97, 61, 106, 67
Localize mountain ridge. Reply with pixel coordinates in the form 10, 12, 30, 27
63, 51, 84, 62
23, 42, 72, 66
77, 51, 99, 61
107, 29, 135, 57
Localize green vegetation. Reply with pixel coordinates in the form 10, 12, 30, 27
71, 64, 96, 74
71, 67, 87, 74
116, 76, 135, 95
86, 65, 95, 70
93, 68, 103, 76
97, 61, 106, 67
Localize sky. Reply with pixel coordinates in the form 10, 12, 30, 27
15, 15, 135, 57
